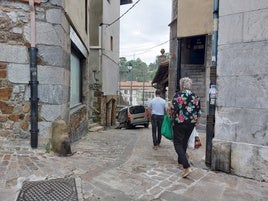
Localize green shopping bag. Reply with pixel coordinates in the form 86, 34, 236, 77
161, 115, 173, 140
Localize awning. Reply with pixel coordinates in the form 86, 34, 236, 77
152, 61, 169, 88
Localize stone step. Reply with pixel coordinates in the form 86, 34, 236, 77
88, 123, 99, 129
88, 123, 104, 132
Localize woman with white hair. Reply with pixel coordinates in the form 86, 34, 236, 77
171, 77, 201, 178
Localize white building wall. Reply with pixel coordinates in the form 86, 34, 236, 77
102, 0, 120, 95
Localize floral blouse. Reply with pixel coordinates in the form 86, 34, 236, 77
171, 90, 201, 124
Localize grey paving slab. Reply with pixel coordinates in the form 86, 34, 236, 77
0, 128, 267, 201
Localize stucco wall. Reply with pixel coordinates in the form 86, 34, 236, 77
177, 0, 213, 37
102, 0, 120, 96
213, 0, 268, 181
64, 0, 89, 48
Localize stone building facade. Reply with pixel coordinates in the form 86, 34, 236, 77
170, 0, 268, 181
0, 0, 127, 148
0, 0, 73, 146
213, 0, 268, 181
169, 0, 212, 130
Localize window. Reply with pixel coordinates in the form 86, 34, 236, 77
70, 48, 82, 108
70, 27, 87, 108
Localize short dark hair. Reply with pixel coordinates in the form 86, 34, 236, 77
155, 90, 161, 95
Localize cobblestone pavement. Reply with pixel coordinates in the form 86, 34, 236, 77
0, 127, 268, 201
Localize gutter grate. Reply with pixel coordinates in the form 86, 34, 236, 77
17, 178, 78, 201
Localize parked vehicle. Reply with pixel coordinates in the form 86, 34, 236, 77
117, 105, 150, 129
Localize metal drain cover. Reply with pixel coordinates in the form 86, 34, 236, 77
17, 178, 78, 201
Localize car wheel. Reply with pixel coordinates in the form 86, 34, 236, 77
144, 123, 149, 128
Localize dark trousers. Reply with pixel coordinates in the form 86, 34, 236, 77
173, 122, 195, 168
151, 114, 164, 146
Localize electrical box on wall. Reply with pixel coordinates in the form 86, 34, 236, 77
20, 0, 41, 4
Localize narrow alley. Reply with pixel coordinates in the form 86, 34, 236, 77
1, 127, 267, 201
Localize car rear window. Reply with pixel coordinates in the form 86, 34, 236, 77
129, 106, 145, 114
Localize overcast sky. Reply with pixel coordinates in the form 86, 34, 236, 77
120, 0, 172, 65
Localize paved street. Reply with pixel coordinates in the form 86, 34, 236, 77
0, 127, 268, 201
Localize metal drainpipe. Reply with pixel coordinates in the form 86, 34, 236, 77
28, 0, 39, 148
206, 0, 219, 166
176, 38, 182, 91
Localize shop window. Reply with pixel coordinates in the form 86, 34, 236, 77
70, 45, 84, 108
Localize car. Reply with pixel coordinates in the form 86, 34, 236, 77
116, 105, 150, 129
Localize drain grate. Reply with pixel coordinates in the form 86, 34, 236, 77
17, 178, 78, 201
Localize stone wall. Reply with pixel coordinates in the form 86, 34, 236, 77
94, 91, 117, 127
213, 0, 268, 181
0, 1, 89, 146
69, 106, 88, 142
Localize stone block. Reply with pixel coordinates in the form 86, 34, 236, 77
51, 119, 72, 156
235, 75, 268, 109
38, 65, 69, 85
211, 139, 231, 173
40, 104, 67, 122
23, 102, 30, 113
215, 109, 238, 142
20, 121, 29, 131
12, 85, 20, 94
0, 88, 12, 101
235, 109, 268, 146
8, 63, 29, 83
37, 45, 69, 68
0, 114, 7, 122
8, 114, 22, 121
244, 9, 268, 42
218, 41, 268, 77
215, 107, 268, 146
0, 70, 7, 78
7, 32, 24, 43
38, 121, 52, 138
218, 14, 243, 45
39, 85, 69, 105
216, 74, 268, 109
46, 8, 63, 24
219, 0, 268, 16
8, 63, 70, 85
49, 0, 64, 7
0, 43, 28, 63
231, 142, 268, 181
24, 22, 64, 46
216, 76, 237, 107
12, 27, 22, 34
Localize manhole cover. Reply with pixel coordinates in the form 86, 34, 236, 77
17, 178, 78, 201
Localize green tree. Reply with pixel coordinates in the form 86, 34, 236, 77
119, 57, 158, 82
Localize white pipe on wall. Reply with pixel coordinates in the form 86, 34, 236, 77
29, 0, 36, 47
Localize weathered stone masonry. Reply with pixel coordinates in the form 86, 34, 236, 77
212, 1, 268, 182
0, 1, 88, 146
